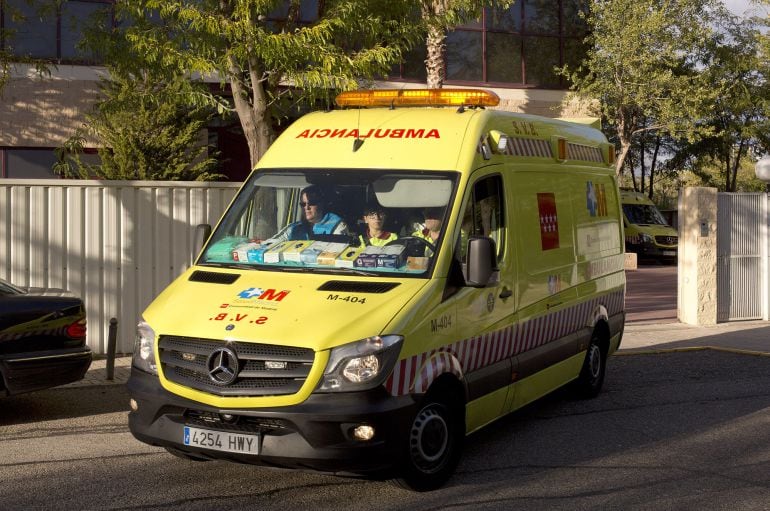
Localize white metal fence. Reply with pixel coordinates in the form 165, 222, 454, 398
716, 192, 768, 322
0, 179, 240, 354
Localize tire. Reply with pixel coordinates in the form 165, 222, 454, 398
393, 394, 464, 491
574, 332, 607, 399
164, 446, 210, 462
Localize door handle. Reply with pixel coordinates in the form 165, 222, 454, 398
499, 287, 512, 299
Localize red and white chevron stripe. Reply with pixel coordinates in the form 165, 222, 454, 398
385, 289, 624, 396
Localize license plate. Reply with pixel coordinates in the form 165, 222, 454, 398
183, 426, 260, 455
662, 250, 676, 256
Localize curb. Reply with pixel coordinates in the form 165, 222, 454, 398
616, 345, 770, 357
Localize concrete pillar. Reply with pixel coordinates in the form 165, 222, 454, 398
678, 187, 718, 325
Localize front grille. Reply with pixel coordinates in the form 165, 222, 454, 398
655, 235, 678, 246
184, 409, 294, 435
159, 336, 315, 397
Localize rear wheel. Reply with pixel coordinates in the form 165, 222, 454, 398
393, 394, 464, 491
574, 332, 607, 399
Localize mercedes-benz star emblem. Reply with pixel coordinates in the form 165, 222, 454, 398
206, 347, 239, 385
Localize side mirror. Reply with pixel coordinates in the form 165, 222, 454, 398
194, 223, 212, 258
466, 236, 497, 287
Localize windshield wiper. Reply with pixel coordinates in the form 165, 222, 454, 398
322, 267, 380, 277
199, 262, 252, 270
200, 262, 381, 277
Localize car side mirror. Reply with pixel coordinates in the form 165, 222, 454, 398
466, 236, 497, 287
194, 223, 212, 258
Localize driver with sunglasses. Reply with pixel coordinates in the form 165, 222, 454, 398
268, 185, 348, 243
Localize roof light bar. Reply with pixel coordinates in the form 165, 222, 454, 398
335, 89, 500, 108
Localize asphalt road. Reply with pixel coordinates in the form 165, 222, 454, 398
2, 350, 769, 511
625, 264, 678, 324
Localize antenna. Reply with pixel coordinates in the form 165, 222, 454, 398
353, 107, 364, 152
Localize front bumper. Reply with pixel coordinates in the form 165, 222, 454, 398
0, 347, 92, 396
127, 369, 419, 475
625, 241, 677, 260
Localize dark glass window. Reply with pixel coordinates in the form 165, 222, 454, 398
523, 36, 560, 86
1, 148, 101, 179
391, 0, 589, 88
486, 32, 522, 84
487, 4, 521, 32
401, 46, 428, 81
5, 149, 59, 178
525, 0, 560, 34
446, 30, 482, 82
563, 0, 589, 36
1, 0, 114, 63
299, 0, 319, 22
62, 1, 112, 61
4, 0, 57, 59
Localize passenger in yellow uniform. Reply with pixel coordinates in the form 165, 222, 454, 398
358, 204, 398, 246
410, 207, 445, 257
412, 207, 443, 245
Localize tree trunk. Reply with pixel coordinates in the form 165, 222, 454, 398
615, 134, 632, 179
730, 139, 746, 192
226, 55, 276, 229
425, 26, 446, 89
227, 55, 274, 170
724, 142, 732, 192
628, 151, 638, 191
423, 1, 447, 89
637, 134, 647, 193
648, 135, 661, 200
615, 113, 633, 178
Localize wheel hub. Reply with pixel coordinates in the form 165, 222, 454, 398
588, 344, 601, 379
409, 406, 449, 470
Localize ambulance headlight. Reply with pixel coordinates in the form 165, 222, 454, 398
317, 335, 402, 392
640, 233, 655, 244
132, 321, 158, 375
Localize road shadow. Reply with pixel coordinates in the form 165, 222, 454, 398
0, 384, 130, 426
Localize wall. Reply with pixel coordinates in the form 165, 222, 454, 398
0, 179, 240, 354
678, 187, 718, 325
0, 66, 104, 148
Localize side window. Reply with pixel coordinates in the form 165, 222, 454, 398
458, 175, 505, 265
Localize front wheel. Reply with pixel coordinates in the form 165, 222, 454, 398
393, 395, 464, 491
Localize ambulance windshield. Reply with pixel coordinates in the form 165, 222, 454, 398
199, 169, 458, 277
622, 204, 668, 226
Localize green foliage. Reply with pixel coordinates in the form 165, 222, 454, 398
55, 75, 223, 181
653, 15, 770, 192
88, 1, 424, 166
562, 0, 724, 175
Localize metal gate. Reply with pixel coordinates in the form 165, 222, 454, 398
716, 193, 766, 321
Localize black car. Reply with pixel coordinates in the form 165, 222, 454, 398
0, 278, 92, 396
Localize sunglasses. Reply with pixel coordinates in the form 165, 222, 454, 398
299, 202, 317, 208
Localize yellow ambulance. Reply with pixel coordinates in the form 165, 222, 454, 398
127, 89, 625, 491
620, 189, 678, 263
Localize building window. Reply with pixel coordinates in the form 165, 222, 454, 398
0, 148, 101, 178
1, 0, 114, 64
391, 0, 588, 88
1, 148, 60, 178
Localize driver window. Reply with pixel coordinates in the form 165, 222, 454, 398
458, 175, 505, 265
